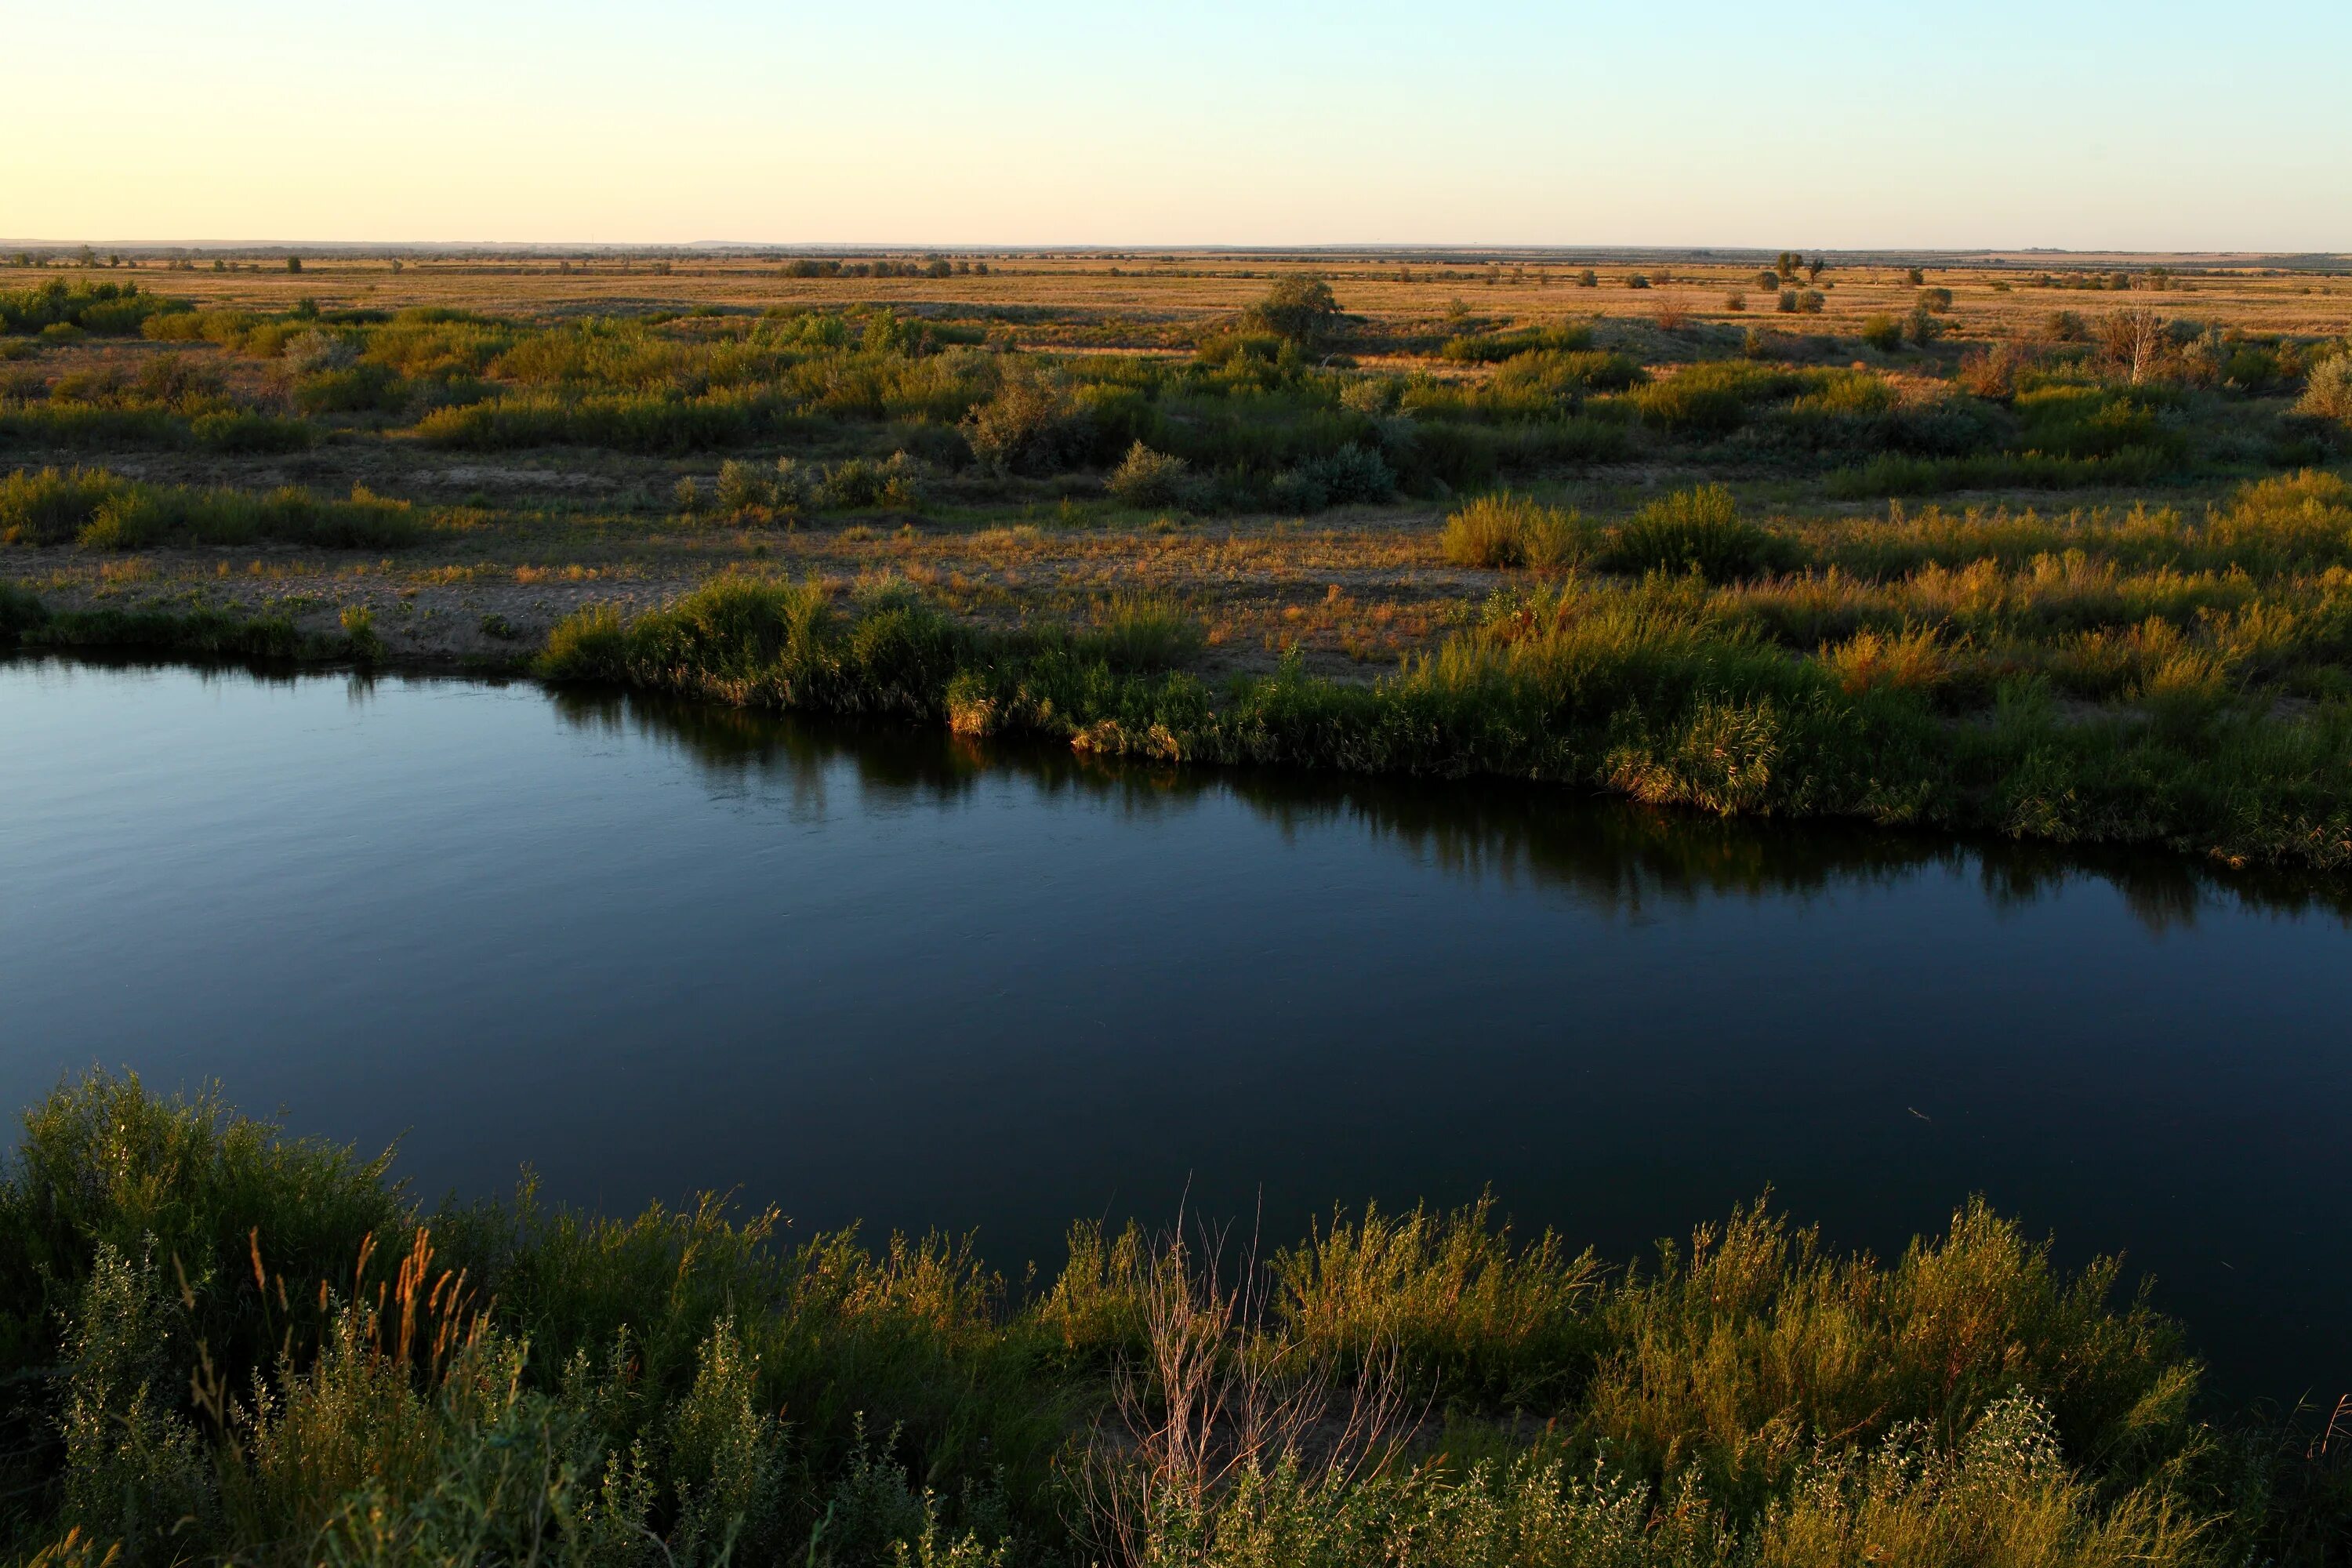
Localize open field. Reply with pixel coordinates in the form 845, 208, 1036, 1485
5, 250, 2352, 864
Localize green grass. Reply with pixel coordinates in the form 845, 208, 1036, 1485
0, 1073, 2343, 1566
1, 466, 432, 549
1440, 491, 1591, 568
532, 540, 2352, 869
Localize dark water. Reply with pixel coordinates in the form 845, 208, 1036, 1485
5, 655, 2349, 1404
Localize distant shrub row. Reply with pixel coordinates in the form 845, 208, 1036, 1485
0, 466, 431, 549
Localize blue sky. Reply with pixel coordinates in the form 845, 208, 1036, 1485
6, 0, 2347, 249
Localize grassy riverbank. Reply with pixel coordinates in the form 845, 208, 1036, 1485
529, 551, 2352, 869
2, 1073, 2345, 1566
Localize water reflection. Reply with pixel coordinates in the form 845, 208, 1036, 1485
551, 684, 2352, 934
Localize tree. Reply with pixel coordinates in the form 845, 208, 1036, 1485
2100, 306, 2166, 385
1776, 251, 1803, 282
285, 255, 303, 274
1806, 256, 1826, 283
1243, 275, 1341, 346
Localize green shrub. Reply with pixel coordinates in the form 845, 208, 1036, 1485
1241, 275, 1342, 346
191, 410, 318, 453
1440, 492, 1588, 569
1105, 441, 1191, 507
0, 466, 122, 544
1488, 350, 1646, 401
1861, 314, 1903, 352
0, 279, 184, 336
294, 363, 407, 414
2296, 355, 2352, 425
961, 370, 1088, 474
1599, 485, 1783, 581
821, 452, 925, 510
1439, 324, 1595, 363
1, 465, 426, 549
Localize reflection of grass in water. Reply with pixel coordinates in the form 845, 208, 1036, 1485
10, 1071, 2342, 1566
532, 567, 2352, 874
548, 627, 2352, 931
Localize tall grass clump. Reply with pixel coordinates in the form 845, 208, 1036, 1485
0, 466, 426, 550
1440, 492, 1589, 569
1085, 591, 1207, 671
1599, 485, 1787, 582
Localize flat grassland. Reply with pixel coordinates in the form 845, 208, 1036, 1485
5, 250, 2352, 863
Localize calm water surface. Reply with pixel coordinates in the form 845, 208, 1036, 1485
5, 656, 2348, 1401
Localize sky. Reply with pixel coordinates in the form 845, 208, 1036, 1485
6, 0, 2347, 252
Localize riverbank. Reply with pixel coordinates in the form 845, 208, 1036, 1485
540, 568, 2352, 870
2, 1073, 2345, 1566
9, 545, 2352, 870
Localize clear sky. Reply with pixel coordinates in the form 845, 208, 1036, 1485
7, 0, 2347, 251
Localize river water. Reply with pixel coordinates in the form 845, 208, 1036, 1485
5, 655, 2347, 1401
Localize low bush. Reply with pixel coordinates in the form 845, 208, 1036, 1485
1439, 324, 1595, 363
1105, 441, 1192, 508
0, 466, 427, 548
2296, 355, 2352, 425
1441, 492, 1589, 569
0, 280, 185, 336
1488, 349, 1646, 401
1598, 485, 1786, 581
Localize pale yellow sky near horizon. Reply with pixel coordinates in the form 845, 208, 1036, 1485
8, 0, 2348, 252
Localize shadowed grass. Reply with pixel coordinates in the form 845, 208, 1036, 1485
2, 1074, 2342, 1565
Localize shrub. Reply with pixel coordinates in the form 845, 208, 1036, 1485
0, 466, 125, 544
1440, 492, 1588, 569
961, 370, 1088, 474
1599, 485, 1782, 581
294, 363, 406, 414
1861, 314, 1903, 352
1628, 361, 1807, 437
1439, 324, 1594, 363
715, 459, 774, 514
0, 279, 183, 336
1488, 349, 1646, 401
191, 410, 318, 452
1301, 443, 1396, 506
821, 452, 925, 510
2296, 355, 2352, 425
1908, 306, 1943, 345
1106, 441, 1191, 508
1798, 289, 1825, 314
1777, 289, 1799, 314
1241, 276, 1341, 347
0, 466, 424, 549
